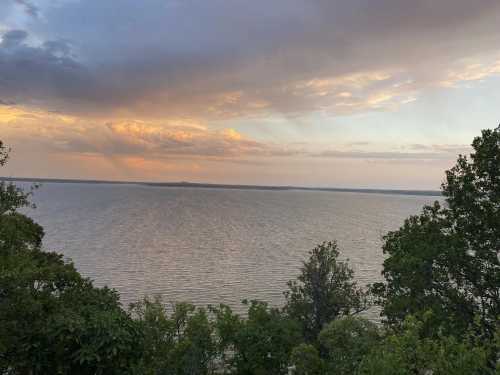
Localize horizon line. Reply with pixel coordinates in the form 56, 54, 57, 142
1, 176, 442, 197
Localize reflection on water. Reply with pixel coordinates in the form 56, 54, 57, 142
27, 183, 437, 317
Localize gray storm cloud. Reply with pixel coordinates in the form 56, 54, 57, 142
1, 0, 500, 117
0, 28, 91, 107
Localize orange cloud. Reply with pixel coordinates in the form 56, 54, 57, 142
0, 105, 271, 160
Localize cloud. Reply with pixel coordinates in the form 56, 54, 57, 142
0, 1, 499, 119
0, 99, 16, 106
102, 121, 272, 158
279, 71, 420, 115
407, 144, 471, 155
13, 0, 39, 18
0, 29, 28, 48
313, 149, 469, 161
439, 58, 500, 87
0, 29, 89, 108
0, 105, 471, 164
0, 106, 276, 160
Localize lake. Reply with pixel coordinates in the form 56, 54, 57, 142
26, 183, 438, 316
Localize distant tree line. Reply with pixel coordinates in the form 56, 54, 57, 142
0, 127, 499, 374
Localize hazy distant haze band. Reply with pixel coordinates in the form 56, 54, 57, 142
3, 177, 441, 197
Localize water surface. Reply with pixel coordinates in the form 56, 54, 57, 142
28, 183, 437, 316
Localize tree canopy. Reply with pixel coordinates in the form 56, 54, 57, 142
373, 126, 500, 338
284, 241, 368, 341
0, 143, 142, 374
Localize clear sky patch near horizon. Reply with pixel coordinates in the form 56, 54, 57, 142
1, 0, 499, 189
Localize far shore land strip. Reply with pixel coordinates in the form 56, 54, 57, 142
1, 177, 441, 197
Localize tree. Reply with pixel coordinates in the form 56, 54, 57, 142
371, 202, 474, 335
318, 316, 380, 375
0, 141, 9, 166
358, 314, 494, 375
0, 141, 142, 374
442, 126, 500, 333
212, 300, 301, 375
289, 343, 323, 375
131, 298, 217, 375
374, 126, 500, 338
284, 242, 368, 342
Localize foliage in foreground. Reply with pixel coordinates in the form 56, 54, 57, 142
359, 314, 497, 375
373, 126, 500, 338
1, 126, 500, 374
0, 143, 141, 373
130, 298, 217, 374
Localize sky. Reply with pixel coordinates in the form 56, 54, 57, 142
1, 0, 499, 189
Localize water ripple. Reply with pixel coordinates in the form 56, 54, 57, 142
27, 183, 437, 317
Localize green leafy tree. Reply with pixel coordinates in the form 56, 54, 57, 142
0, 142, 142, 374
442, 127, 500, 332
210, 303, 241, 370
359, 314, 494, 375
318, 316, 380, 375
131, 298, 217, 375
289, 343, 323, 375
284, 242, 368, 341
371, 202, 473, 335
0, 141, 41, 255
374, 126, 500, 338
213, 300, 301, 375
496, 325, 500, 375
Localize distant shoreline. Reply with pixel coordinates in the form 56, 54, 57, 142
2, 176, 442, 197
